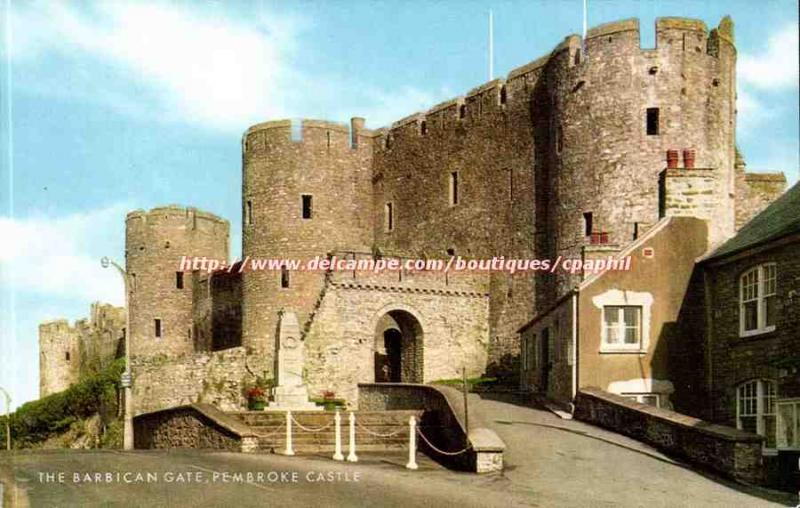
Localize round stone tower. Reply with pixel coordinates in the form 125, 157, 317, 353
126, 205, 229, 359
541, 17, 737, 296
241, 118, 373, 374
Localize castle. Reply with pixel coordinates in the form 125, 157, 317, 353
40, 17, 787, 415
38, 303, 126, 397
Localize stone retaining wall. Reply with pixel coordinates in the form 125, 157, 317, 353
574, 388, 764, 484
358, 383, 504, 473
134, 404, 257, 452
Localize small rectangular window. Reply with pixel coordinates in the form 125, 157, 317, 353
246, 200, 253, 225
176, 271, 184, 289
583, 212, 593, 236
65, 351, 70, 361
281, 267, 290, 288
449, 171, 459, 206
302, 195, 313, 219
154, 318, 162, 339
385, 202, 394, 232
602, 306, 641, 348
646, 108, 660, 135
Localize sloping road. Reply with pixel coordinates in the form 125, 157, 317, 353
472, 394, 795, 507
0, 397, 795, 507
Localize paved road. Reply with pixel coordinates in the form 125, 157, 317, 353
0, 397, 796, 507
474, 394, 795, 508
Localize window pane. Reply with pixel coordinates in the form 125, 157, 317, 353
743, 301, 758, 331
777, 403, 797, 448
624, 326, 639, 344
763, 264, 776, 295
764, 295, 776, 327
740, 415, 757, 434
623, 307, 639, 326
764, 415, 777, 448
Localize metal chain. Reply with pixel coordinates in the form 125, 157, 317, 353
355, 420, 404, 438
256, 422, 285, 438
416, 428, 472, 456
289, 415, 334, 433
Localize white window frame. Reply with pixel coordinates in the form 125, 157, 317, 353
622, 393, 661, 408
736, 379, 777, 449
777, 399, 800, 450
739, 263, 777, 337
602, 306, 643, 351
593, 290, 652, 354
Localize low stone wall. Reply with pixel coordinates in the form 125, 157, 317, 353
134, 404, 257, 452
574, 388, 764, 484
358, 383, 504, 473
132, 347, 248, 415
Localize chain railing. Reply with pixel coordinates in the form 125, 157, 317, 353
265, 411, 470, 471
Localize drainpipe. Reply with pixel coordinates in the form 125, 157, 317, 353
571, 293, 579, 401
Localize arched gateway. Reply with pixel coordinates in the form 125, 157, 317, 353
373, 308, 424, 383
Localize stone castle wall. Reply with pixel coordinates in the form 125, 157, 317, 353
302, 265, 490, 402
241, 119, 374, 376
369, 17, 738, 370
39, 302, 125, 397
126, 206, 229, 359
114, 15, 785, 413
132, 347, 248, 415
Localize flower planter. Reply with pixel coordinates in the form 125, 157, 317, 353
248, 399, 266, 411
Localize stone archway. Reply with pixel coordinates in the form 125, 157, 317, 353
373, 309, 424, 383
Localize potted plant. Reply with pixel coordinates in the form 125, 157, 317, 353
246, 385, 267, 411
321, 390, 343, 411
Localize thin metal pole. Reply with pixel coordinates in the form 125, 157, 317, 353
488, 10, 494, 80
0, 387, 10, 450
462, 367, 469, 438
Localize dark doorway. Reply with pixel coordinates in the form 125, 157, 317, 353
540, 327, 550, 393
373, 310, 424, 383
383, 329, 402, 382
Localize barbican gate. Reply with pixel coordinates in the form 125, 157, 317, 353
119, 17, 786, 412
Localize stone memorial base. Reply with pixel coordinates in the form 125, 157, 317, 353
266, 385, 322, 411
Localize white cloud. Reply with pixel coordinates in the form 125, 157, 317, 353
9, 2, 299, 131
0, 204, 129, 305
736, 86, 776, 137
7, 1, 441, 132
739, 23, 799, 90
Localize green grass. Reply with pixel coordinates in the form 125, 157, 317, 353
430, 376, 498, 390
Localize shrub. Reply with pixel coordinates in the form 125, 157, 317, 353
0, 358, 124, 448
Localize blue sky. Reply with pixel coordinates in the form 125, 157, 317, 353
0, 0, 797, 410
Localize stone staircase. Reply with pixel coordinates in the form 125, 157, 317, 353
227, 410, 424, 454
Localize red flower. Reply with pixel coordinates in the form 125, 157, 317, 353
247, 386, 266, 399
322, 390, 336, 400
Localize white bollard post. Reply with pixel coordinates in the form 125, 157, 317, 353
284, 410, 295, 456
333, 410, 344, 461
406, 415, 418, 470
347, 412, 358, 462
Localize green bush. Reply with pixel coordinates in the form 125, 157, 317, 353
0, 358, 125, 448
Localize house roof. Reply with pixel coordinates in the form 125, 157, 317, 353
704, 181, 800, 262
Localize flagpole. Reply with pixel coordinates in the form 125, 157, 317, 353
488, 9, 494, 80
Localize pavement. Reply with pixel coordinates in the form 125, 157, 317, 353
0, 395, 796, 507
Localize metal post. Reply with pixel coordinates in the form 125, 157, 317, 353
333, 410, 344, 461
347, 412, 358, 462
101, 257, 134, 450
284, 410, 294, 456
0, 387, 11, 451
406, 415, 418, 470
462, 367, 470, 437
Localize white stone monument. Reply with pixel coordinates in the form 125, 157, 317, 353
268, 311, 321, 411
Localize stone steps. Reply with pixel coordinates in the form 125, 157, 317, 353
227, 409, 424, 454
